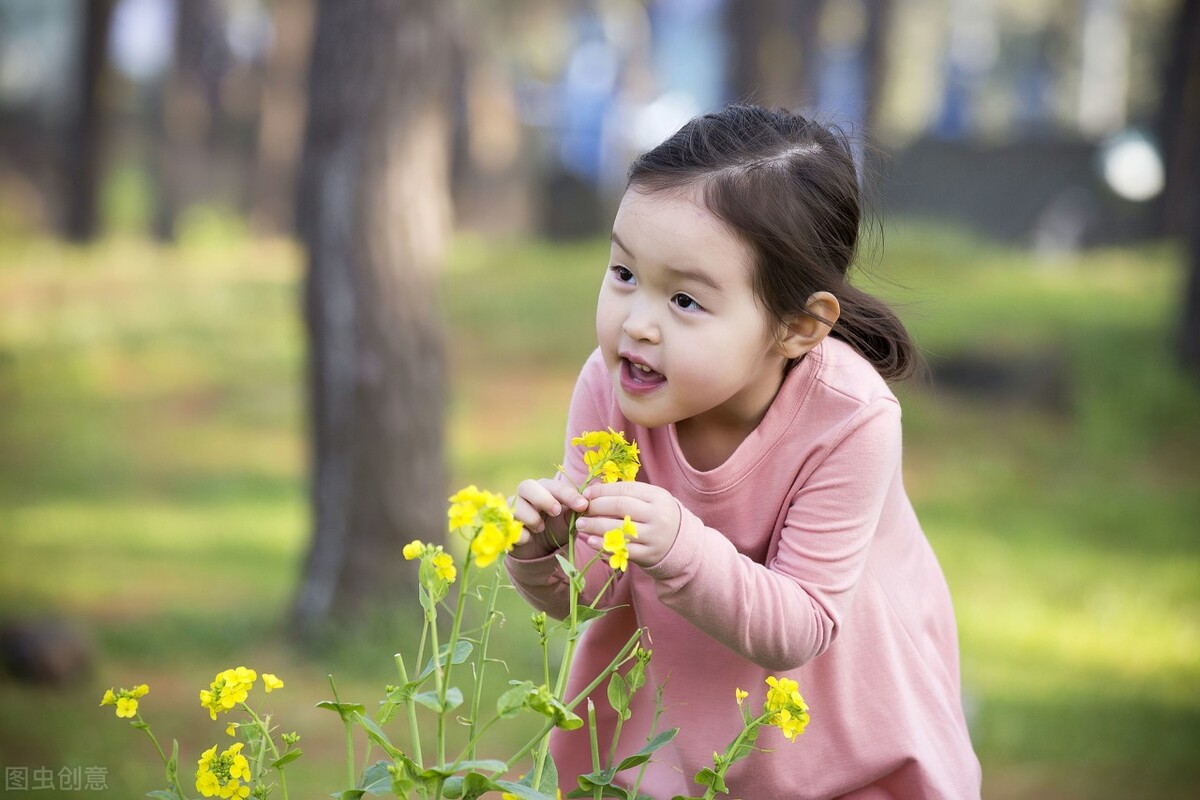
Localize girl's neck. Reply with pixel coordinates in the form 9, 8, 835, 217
674, 417, 755, 472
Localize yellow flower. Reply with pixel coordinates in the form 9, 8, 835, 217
575, 428, 640, 484
100, 684, 149, 719
226, 723, 238, 737
402, 540, 426, 560
447, 484, 522, 566
765, 676, 803, 712
200, 668, 257, 721
448, 485, 501, 532
735, 688, 748, 706
432, 552, 457, 582
764, 675, 810, 742
196, 742, 252, 798
262, 673, 284, 693
771, 707, 811, 741
602, 516, 637, 572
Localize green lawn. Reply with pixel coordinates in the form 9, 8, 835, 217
0, 218, 1197, 798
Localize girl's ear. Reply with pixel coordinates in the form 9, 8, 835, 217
775, 291, 841, 359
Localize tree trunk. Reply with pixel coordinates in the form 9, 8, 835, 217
62, 0, 116, 242
1158, 0, 1200, 373
726, 0, 825, 109
153, 0, 226, 242
251, 0, 315, 236
291, 0, 453, 634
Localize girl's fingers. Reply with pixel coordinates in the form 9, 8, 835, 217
513, 478, 589, 532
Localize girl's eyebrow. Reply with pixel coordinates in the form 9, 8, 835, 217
610, 231, 723, 292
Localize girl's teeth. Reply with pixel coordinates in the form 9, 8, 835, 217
635, 363, 651, 373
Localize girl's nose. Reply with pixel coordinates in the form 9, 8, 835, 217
622, 305, 660, 343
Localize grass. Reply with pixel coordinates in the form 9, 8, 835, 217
0, 214, 1197, 798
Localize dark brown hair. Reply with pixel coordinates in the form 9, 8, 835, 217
626, 104, 919, 381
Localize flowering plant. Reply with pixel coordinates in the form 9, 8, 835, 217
100, 430, 808, 799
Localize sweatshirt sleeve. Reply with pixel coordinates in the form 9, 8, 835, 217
506, 352, 632, 619
643, 398, 902, 670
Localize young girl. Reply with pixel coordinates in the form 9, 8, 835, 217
508, 105, 981, 799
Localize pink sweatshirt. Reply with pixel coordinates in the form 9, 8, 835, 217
507, 341, 981, 799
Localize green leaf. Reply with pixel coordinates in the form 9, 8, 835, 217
316, 700, 367, 721
615, 728, 679, 772
450, 759, 508, 773
729, 724, 760, 763
417, 641, 474, 681
459, 771, 500, 799
271, 748, 303, 769
412, 687, 464, 713
494, 781, 558, 800
566, 787, 631, 800
577, 767, 618, 787
607, 673, 630, 719
443, 769, 505, 798
694, 768, 728, 795
555, 553, 579, 579
498, 681, 534, 718
574, 605, 608, 624
353, 712, 402, 758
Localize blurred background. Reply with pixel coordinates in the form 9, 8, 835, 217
0, 0, 1197, 797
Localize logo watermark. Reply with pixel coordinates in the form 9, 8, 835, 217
4, 766, 108, 791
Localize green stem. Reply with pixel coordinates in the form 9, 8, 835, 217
468, 565, 501, 761
241, 703, 292, 800
395, 653, 424, 765
329, 675, 355, 791
507, 719, 556, 768
607, 702, 626, 771
630, 686, 667, 798
447, 714, 500, 773
135, 717, 186, 800
566, 630, 642, 709
427, 614, 445, 798
701, 713, 770, 800
587, 700, 602, 800
533, 515, 581, 789
441, 556, 472, 698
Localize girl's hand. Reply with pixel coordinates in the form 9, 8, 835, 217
575, 482, 681, 568
510, 478, 589, 560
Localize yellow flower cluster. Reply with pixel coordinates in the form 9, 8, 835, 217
403, 539, 458, 582
573, 429, 641, 484
601, 515, 638, 572
196, 741, 252, 799
199, 667, 258, 721
764, 676, 810, 741
99, 683, 149, 718
447, 485, 523, 567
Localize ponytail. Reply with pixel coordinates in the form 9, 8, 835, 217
829, 284, 922, 382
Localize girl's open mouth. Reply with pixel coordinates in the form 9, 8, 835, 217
620, 357, 666, 394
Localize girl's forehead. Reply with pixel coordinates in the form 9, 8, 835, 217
613, 187, 755, 276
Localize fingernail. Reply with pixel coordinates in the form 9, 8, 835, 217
552, 503, 562, 516
573, 497, 588, 510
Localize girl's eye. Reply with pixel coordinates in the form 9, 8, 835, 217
672, 293, 703, 312
609, 265, 635, 284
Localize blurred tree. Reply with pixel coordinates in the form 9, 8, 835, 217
726, 0, 823, 109
724, 0, 892, 135
153, 0, 228, 242
251, 0, 314, 236
291, 0, 453, 633
1159, 0, 1200, 373
62, 0, 117, 242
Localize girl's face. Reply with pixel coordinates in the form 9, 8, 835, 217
596, 186, 791, 439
